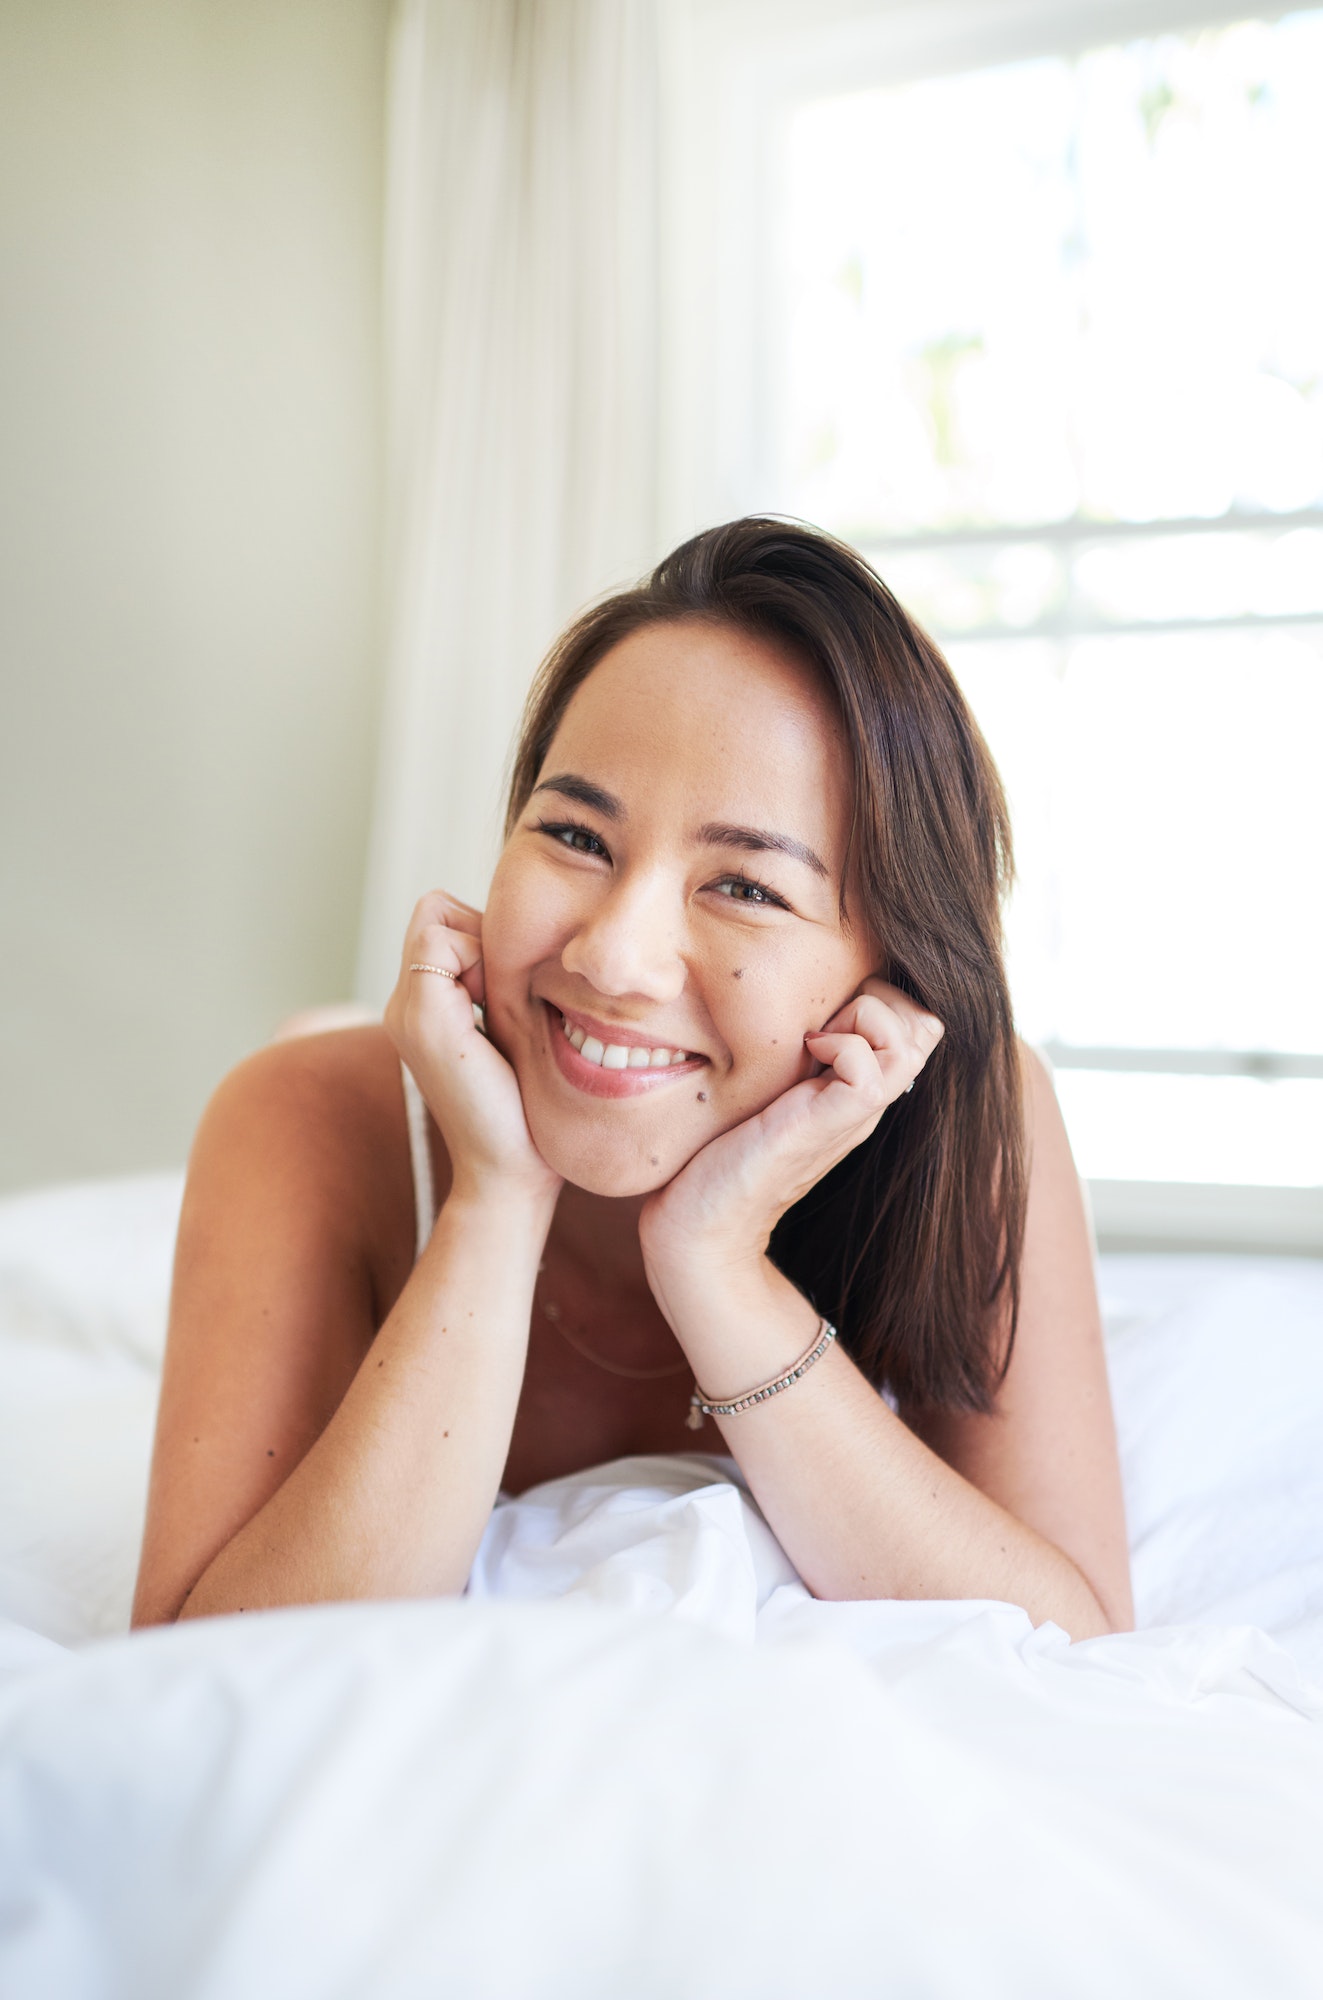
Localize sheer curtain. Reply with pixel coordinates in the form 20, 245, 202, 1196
356, 0, 667, 1001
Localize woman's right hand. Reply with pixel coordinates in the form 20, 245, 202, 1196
384, 890, 562, 1207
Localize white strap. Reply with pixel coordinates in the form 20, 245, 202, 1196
400, 1063, 436, 1262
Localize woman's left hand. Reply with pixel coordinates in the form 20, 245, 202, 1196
639, 978, 944, 1311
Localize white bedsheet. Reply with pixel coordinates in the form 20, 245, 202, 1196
1, 1173, 1322, 1997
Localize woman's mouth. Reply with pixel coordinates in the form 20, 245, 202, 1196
543, 1002, 708, 1100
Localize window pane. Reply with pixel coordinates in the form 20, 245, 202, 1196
778, 11, 1323, 1193
1054, 1072, 1323, 1186
948, 625, 1323, 1054
782, 13, 1323, 534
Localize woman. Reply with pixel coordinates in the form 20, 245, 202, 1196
132, 519, 1132, 1639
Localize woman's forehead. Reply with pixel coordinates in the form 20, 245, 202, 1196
548, 621, 846, 800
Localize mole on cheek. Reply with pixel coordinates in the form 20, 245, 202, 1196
697, 1091, 708, 1103
732, 967, 744, 979
650, 1155, 659, 1165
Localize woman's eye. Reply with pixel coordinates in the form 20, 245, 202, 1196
537, 819, 608, 858
713, 874, 788, 910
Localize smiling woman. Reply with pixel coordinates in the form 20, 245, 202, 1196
131, 519, 1132, 1641
486, 618, 874, 1199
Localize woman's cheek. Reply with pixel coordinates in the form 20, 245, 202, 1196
484, 854, 567, 987
715, 933, 870, 1107
713, 974, 818, 1118
475, 877, 545, 1062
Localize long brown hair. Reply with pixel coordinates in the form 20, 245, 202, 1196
504, 518, 1025, 1412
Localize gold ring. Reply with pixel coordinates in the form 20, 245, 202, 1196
409, 962, 458, 981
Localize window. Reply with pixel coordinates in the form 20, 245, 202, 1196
747, 3, 1323, 1246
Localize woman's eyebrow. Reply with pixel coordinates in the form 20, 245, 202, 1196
531, 773, 623, 818
531, 774, 828, 878
698, 822, 829, 879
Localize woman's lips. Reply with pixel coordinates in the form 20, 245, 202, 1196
543, 1002, 707, 1100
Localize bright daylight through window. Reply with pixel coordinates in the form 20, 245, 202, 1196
775, 8, 1323, 1212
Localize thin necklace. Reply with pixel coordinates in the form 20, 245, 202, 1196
536, 1274, 692, 1383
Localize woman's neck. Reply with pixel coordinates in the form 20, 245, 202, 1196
549, 1181, 653, 1301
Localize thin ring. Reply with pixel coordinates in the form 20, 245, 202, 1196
409, 962, 458, 981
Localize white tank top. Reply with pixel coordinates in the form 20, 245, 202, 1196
400, 1063, 436, 1263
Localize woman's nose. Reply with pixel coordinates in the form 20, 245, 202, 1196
559, 873, 687, 1002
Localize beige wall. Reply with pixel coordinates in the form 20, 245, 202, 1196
0, 0, 389, 1190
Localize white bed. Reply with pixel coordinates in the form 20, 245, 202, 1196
1, 1172, 1321, 1998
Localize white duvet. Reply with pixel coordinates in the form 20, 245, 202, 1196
1, 1173, 1322, 1998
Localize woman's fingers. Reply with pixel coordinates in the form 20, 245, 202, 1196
803, 1031, 895, 1111
806, 984, 943, 1116
400, 893, 487, 1004
404, 922, 483, 984
816, 983, 943, 1089
823, 981, 943, 1051
384, 898, 560, 1204
409, 888, 484, 941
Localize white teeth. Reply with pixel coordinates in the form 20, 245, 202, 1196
559, 1011, 691, 1071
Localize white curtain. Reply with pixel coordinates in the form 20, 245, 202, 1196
356, 0, 668, 1001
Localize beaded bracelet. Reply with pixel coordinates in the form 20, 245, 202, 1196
686, 1317, 837, 1428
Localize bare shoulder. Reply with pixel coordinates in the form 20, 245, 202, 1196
908, 1035, 1133, 1628
132, 1025, 417, 1625
186, 1026, 426, 1322
203, 1020, 404, 1158
1014, 1040, 1100, 1296
1018, 1037, 1068, 1140
195, 1026, 414, 1257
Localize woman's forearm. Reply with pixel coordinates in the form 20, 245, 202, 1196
177, 1190, 554, 1620
664, 1260, 1117, 1641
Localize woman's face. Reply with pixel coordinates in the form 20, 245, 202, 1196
482, 618, 879, 1196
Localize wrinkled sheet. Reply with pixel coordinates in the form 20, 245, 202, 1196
1, 1174, 1322, 1997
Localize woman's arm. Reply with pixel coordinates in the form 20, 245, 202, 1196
643, 1029, 1131, 1641
132, 894, 560, 1626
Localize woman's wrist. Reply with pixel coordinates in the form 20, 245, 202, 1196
641, 1222, 775, 1321
645, 1247, 820, 1400
640, 1204, 769, 1292
434, 1175, 560, 1244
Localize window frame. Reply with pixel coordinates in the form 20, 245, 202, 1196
663, 0, 1323, 1251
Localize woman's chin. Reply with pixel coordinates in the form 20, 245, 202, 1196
526, 1115, 690, 1200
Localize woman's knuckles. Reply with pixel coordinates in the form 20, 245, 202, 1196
411, 923, 478, 962
850, 980, 943, 1041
